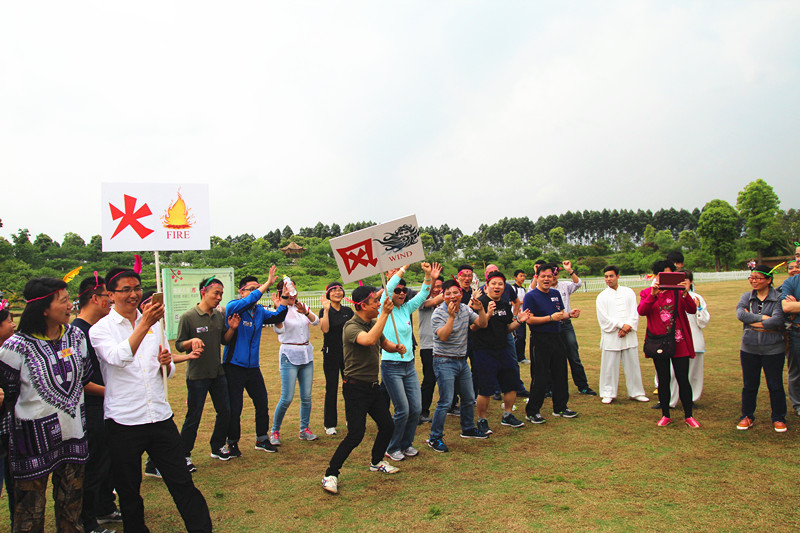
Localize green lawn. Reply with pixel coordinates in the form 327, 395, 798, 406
2, 277, 799, 532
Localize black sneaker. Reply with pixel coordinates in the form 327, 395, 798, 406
477, 418, 493, 435
526, 413, 546, 424
501, 413, 525, 428
255, 440, 278, 453
210, 447, 231, 461
460, 427, 489, 439
185, 456, 197, 473
544, 390, 553, 399
553, 408, 578, 418
227, 442, 242, 458
651, 402, 662, 410
517, 390, 530, 398
426, 437, 449, 453
96, 509, 122, 524
492, 392, 502, 401
447, 406, 460, 416
144, 458, 162, 478
578, 388, 597, 396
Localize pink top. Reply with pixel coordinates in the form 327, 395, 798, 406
637, 287, 697, 358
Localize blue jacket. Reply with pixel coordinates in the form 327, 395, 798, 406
223, 289, 288, 368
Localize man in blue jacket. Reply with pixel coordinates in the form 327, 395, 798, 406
224, 265, 288, 456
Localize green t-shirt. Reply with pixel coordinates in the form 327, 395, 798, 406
342, 314, 385, 383
176, 305, 227, 380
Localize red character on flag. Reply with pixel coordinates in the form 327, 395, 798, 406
109, 194, 154, 239
336, 239, 378, 275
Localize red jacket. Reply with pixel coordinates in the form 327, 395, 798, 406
637, 287, 697, 358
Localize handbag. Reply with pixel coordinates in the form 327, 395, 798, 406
643, 290, 678, 360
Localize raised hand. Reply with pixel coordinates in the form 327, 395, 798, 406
141, 301, 165, 328
266, 265, 278, 288
295, 300, 308, 315
320, 294, 331, 310
447, 301, 459, 317
487, 300, 496, 315
430, 262, 442, 279
420, 262, 431, 275
227, 313, 241, 329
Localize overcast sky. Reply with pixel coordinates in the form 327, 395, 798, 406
1, 1, 798, 244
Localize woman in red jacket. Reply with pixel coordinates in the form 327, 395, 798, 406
638, 260, 699, 428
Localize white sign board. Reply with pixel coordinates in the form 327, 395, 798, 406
101, 183, 210, 252
329, 215, 426, 284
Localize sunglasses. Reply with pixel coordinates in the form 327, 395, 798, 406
394, 287, 408, 295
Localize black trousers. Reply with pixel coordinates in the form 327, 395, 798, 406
419, 348, 437, 416
225, 363, 270, 442
326, 382, 394, 478
106, 417, 212, 533
82, 402, 117, 532
323, 348, 345, 428
654, 357, 693, 418
527, 332, 569, 415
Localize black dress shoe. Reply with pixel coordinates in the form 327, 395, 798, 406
651, 402, 662, 409
578, 388, 597, 396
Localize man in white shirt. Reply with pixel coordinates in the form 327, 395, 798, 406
91, 267, 212, 533
595, 265, 648, 404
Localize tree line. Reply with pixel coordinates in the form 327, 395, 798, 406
0, 179, 795, 297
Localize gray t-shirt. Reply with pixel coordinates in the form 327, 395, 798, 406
418, 304, 434, 350
431, 303, 478, 357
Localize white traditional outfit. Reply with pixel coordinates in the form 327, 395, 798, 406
596, 285, 646, 399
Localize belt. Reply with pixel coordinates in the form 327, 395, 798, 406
343, 376, 380, 388
434, 354, 466, 359
283, 342, 309, 346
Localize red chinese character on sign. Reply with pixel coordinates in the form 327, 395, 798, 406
336, 239, 378, 275
109, 195, 154, 239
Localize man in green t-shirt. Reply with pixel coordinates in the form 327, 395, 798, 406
176, 277, 239, 471
322, 285, 406, 495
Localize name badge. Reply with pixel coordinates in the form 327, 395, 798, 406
243, 321, 253, 327
58, 348, 73, 359
196, 326, 209, 333
146, 328, 154, 335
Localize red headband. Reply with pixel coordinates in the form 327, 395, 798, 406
77, 271, 103, 299
25, 288, 66, 303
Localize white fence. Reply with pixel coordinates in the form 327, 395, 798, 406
256, 271, 752, 308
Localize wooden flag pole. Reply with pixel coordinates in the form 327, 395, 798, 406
155, 250, 169, 401
380, 272, 400, 343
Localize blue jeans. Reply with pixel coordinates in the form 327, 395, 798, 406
741, 350, 786, 422
272, 354, 314, 432
180, 375, 231, 455
431, 356, 476, 439
381, 360, 422, 453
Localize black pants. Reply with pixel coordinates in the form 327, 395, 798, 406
106, 417, 212, 533
323, 348, 345, 428
82, 402, 117, 532
654, 357, 693, 418
527, 332, 569, 415
225, 363, 270, 442
419, 348, 437, 416
514, 327, 527, 362
326, 382, 394, 478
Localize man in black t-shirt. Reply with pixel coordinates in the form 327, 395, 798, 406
472, 271, 529, 435
73, 275, 122, 531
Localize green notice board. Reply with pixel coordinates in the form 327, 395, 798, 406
161, 267, 236, 340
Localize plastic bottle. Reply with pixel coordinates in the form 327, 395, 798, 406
283, 276, 297, 297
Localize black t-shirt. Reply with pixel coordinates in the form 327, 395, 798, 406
72, 317, 104, 406
319, 305, 355, 357
473, 295, 513, 350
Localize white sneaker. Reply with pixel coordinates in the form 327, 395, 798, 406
384, 449, 405, 461
325, 427, 337, 436
369, 460, 399, 474
322, 475, 338, 494
631, 396, 650, 402
601, 397, 613, 404
402, 446, 419, 457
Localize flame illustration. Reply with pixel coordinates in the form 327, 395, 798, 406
162, 189, 195, 229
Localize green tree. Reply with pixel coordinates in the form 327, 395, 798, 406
420, 232, 435, 252
548, 227, 566, 250
697, 199, 739, 271
677, 229, 700, 251
643, 224, 656, 245
736, 179, 779, 262
654, 230, 677, 253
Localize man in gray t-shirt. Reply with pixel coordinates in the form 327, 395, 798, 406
426, 280, 489, 453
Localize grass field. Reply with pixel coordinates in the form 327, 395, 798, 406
2, 277, 800, 532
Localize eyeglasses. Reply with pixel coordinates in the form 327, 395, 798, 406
281, 295, 291, 299
394, 287, 408, 294
748, 276, 768, 282
241, 286, 258, 293
110, 286, 143, 295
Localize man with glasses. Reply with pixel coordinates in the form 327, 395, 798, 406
73, 275, 121, 533
223, 266, 288, 455
781, 245, 800, 416
90, 267, 212, 533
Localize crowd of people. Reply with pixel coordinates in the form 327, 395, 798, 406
0, 245, 798, 528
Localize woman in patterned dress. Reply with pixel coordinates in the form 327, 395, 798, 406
0, 277, 92, 532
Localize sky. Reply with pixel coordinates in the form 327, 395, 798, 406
1, 1, 798, 244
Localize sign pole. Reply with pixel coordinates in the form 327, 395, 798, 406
155, 250, 168, 400
380, 272, 400, 343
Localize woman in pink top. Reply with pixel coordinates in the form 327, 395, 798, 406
637, 260, 698, 428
